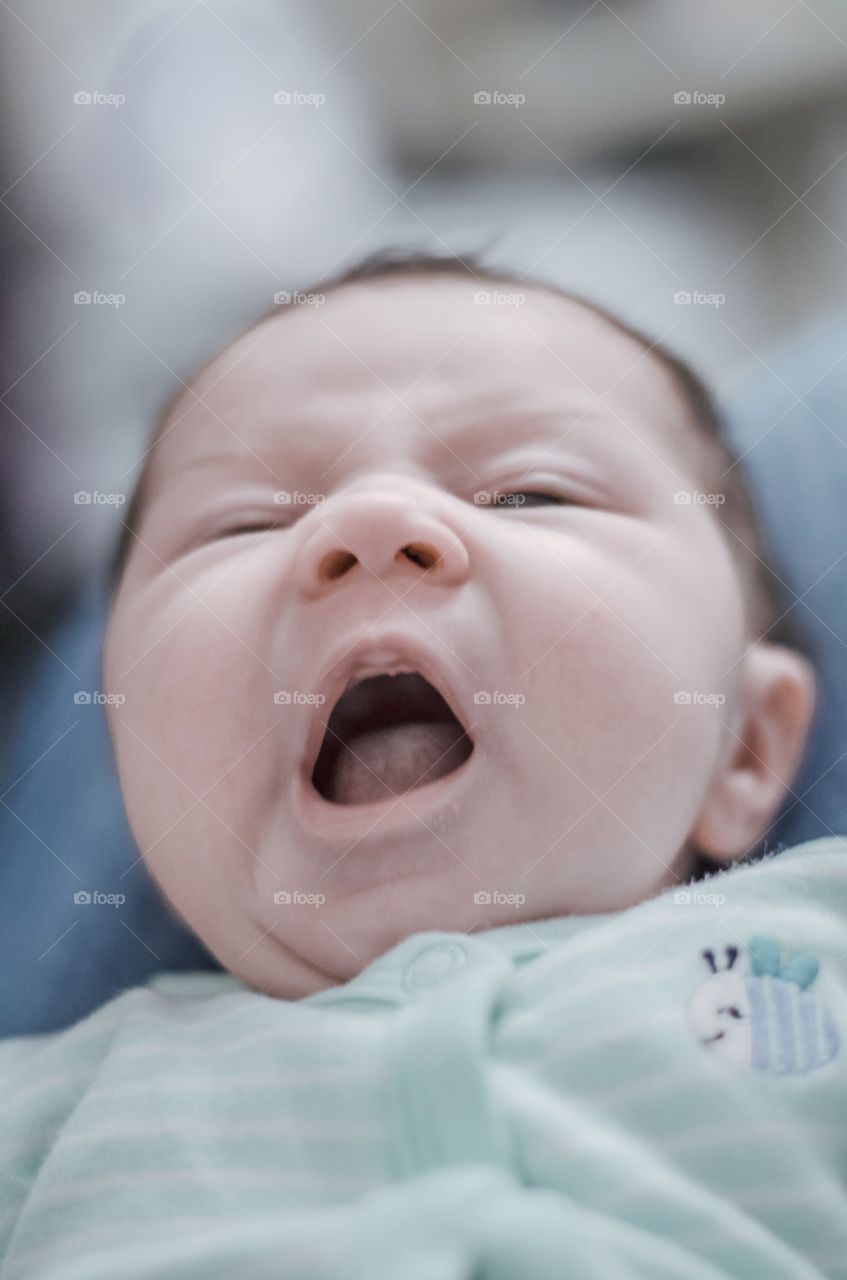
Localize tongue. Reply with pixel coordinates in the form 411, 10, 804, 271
331, 721, 467, 805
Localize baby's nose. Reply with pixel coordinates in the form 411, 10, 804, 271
292, 489, 470, 598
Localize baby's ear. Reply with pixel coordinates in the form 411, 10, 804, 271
689, 642, 816, 863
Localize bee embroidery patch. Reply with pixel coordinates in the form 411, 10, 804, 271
688, 936, 841, 1074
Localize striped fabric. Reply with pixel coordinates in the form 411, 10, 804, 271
0, 836, 845, 1278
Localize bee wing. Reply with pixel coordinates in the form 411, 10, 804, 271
748, 935, 781, 978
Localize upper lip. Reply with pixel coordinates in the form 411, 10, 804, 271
300, 631, 472, 785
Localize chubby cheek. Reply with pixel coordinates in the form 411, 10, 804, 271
490, 523, 742, 884
104, 568, 283, 853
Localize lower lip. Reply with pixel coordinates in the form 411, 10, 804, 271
292, 748, 476, 843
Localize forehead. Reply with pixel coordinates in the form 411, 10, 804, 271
149, 277, 690, 480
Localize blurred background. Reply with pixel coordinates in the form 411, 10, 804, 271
2, 0, 847, 1032
4, 0, 847, 610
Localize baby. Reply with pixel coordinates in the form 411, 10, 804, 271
2, 250, 846, 1279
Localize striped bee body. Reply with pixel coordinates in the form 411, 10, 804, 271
688, 936, 841, 1075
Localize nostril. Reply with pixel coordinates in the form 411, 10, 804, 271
319, 549, 358, 581
400, 542, 441, 570
313, 540, 446, 585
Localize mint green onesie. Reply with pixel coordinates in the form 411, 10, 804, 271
1, 836, 846, 1278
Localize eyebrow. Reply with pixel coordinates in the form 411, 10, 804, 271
426, 404, 641, 473
157, 447, 281, 482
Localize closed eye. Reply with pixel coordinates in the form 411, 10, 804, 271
217, 521, 282, 539
509, 490, 566, 507
717, 1005, 744, 1020
487, 489, 575, 509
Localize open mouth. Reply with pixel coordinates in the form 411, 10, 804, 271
311, 671, 475, 806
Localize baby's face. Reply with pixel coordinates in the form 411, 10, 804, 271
104, 277, 750, 997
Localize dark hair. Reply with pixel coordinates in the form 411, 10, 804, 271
110, 246, 802, 658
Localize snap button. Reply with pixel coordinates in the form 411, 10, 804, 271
402, 941, 468, 993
